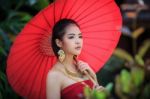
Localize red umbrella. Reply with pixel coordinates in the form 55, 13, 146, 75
7, 0, 122, 99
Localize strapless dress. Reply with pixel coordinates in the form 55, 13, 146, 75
61, 79, 94, 99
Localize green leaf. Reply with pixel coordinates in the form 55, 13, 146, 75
141, 84, 150, 99
33, 0, 49, 10
120, 69, 131, 94
105, 82, 113, 92
14, 0, 26, 10
113, 48, 134, 63
92, 90, 107, 99
131, 27, 145, 39
0, 46, 7, 56
135, 55, 145, 66
0, 29, 11, 50
83, 86, 92, 98
0, 71, 7, 84
137, 39, 150, 58
131, 67, 144, 87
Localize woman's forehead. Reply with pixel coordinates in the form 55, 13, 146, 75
65, 24, 81, 35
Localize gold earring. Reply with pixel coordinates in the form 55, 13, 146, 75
58, 49, 65, 62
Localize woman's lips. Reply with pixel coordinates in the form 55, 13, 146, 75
75, 46, 81, 50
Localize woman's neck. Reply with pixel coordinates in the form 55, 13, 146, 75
59, 54, 77, 72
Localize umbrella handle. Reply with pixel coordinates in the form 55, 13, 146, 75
83, 70, 99, 86
74, 57, 99, 86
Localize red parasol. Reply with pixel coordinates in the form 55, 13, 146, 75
7, 0, 122, 99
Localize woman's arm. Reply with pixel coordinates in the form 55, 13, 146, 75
46, 71, 61, 99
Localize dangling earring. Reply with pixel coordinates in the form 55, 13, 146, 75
58, 49, 65, 62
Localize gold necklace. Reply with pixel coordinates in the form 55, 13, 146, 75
58, 64, 90, 88
59, 62, 90, 85
61, 62, 83, 78
59, 62, 96, 89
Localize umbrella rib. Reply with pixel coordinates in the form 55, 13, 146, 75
75, 0, 98, 19
60, 0, 67, 19
82, 48, 105, 63
76, 0, 113, 22
19, 32, 46, 35
69, 0, 87, 18
82, 29, 119, 33
84, 42, 111, 52
42, 11, 52, 28
39, 56, 49, 98
65, 0, 77, 18
11, 38, 42, 46
28, 56, 45, 98
54, 2, 56, 23
8, 47, 40, 81
28, 22, 49, 33
80, 9, 119, 25
81, 19, 120, 28
8, 44, 40, 66
18, 51, 42, 95
11, 48, 40, 86
83, 36, 117, 41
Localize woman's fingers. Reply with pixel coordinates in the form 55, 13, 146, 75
77, 60, 99, 84
94, 85, 105, 91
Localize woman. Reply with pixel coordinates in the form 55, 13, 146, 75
46, 19, 104, 99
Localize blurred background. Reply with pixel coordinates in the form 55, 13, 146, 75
0, 0, 149, 99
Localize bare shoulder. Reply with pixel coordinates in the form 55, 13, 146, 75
47, 67, 63, 82
47, 63, 65, 83
46, 64, 63, 99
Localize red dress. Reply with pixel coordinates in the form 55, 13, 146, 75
61, 79, 94, 99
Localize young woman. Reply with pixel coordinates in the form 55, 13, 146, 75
46, 19, 104, 99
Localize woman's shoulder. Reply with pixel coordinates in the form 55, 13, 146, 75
47, 63, 65, 81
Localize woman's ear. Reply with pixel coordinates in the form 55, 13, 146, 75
55, 39, 62, 48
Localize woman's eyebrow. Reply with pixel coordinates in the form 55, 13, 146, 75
68, 33, 82, 35
68, 33, 75, 35
78, 33, 82, 35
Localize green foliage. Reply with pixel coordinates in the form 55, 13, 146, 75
111, 35, 150, 99
114, 67, 146, 99
83, 86, 109, 99
131, 67, 144, 87
92, 90, 107, 99
97, 27, 150, 99
114, 48, 134, 63
141, 84, 150, 99
137, 39, 150, 58
0, 0, 53, 99
120, 69, 132, 93
105, 83, 113, 92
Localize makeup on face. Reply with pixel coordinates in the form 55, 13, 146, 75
67, 33, 82, 39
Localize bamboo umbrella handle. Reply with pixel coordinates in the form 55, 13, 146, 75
83, 70, 98, 86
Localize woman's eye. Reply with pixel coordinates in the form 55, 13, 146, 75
79, 36, 82, 38
68, 36, 74, 39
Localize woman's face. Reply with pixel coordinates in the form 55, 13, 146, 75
59, 24, 83, 56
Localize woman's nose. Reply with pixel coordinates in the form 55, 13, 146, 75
75, 38, 81, 44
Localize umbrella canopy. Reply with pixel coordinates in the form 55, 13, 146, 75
7, 0, 122, 99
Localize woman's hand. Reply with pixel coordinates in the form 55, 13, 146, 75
94, 85, 106, 92
77, 60, 98, 84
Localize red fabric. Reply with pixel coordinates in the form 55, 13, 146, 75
61, 80, 93, 99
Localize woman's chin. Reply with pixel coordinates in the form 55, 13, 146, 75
73, 51, 81, 56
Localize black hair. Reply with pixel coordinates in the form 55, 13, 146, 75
51, 18, 80, 58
